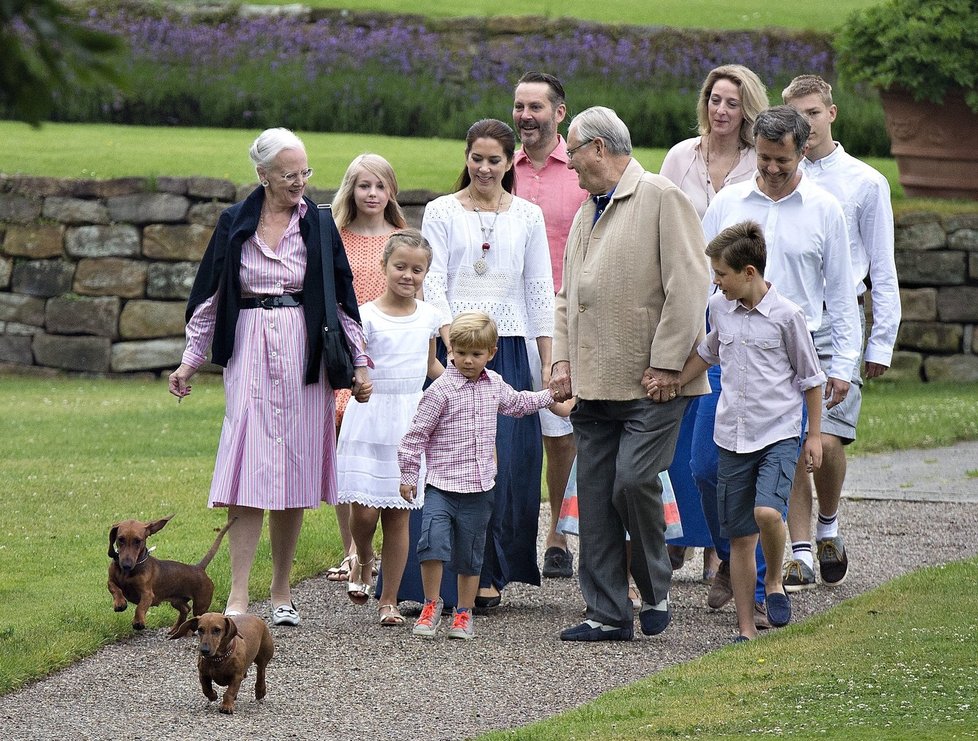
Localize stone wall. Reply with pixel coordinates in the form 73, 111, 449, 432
892, 211, 978, 382
1, 175, 976, 380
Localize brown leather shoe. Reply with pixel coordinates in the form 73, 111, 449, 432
754, 601, 771, 630
707, 560, 733, 609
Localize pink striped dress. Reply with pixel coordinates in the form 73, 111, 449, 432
182, 207, 364, 509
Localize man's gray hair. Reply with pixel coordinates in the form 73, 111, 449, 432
752, 106, 810, 156
569, 106, 632, 156
249, 127, 306, 170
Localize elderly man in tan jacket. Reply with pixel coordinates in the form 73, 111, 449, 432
550, 106, 711, 641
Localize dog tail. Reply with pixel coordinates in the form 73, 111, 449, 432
196, 516, 237, 570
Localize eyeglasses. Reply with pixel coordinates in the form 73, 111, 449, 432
566, 140, 594, 159
277, 168, 313, 184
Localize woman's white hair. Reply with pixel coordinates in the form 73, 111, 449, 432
249, 127, 306, 171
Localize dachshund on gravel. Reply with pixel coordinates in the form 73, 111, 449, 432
171, 612, 274, 714
107, 515, 234, 634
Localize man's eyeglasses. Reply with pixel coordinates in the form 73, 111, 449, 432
566, 140, 594, 159
278, 168, 314, 184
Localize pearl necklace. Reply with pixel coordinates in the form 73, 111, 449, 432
470, 188, 504, 276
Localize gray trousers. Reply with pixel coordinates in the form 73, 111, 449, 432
571, 397, 687, 627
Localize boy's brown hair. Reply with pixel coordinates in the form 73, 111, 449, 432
706, 220, 767, 275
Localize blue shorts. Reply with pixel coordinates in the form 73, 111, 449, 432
717, 438, 799, 538
417, 485, 495, 576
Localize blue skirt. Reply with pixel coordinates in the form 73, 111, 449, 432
378, 335, 544, 605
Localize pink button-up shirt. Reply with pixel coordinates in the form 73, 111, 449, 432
398, 365, 553, 492
513, 136, 589, 292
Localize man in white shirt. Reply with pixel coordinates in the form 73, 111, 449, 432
781, 75, 901, 590
702, 105, 862, 592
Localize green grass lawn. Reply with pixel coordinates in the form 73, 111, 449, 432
482, 557, 978, 739
0, 121, 908, 200
234, 0, 882, 31
0, 375, 975, 698
0, 375, 344, 694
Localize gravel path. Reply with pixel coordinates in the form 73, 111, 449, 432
3, 443, 978, 740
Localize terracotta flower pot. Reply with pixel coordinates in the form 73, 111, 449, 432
880, 89, 978, 200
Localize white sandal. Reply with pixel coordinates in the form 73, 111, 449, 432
346, 556, 374, 606
326, 554, 354, 582
378, 604, 404, 626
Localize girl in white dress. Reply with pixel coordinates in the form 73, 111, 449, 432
337, 229, 444, 625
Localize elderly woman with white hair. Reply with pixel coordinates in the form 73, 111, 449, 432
168, 127, 372, 626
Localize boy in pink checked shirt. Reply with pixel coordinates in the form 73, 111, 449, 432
647, 221, 825, 643
398, 311, 555, 640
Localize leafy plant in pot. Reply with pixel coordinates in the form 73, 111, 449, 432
835, 0, 978, 200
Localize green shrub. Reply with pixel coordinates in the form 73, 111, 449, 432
11, 6, 893, 156
835, 0, 978, 112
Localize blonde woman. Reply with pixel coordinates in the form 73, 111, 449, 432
660, 65, 768, 609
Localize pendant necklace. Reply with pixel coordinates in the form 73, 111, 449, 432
704, 136, 738, 206
471, 188, 504, 276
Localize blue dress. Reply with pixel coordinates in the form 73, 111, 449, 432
666, 396, 714, 548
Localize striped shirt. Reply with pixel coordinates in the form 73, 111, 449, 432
181, 203, 367, 509
398, 365, 553, 493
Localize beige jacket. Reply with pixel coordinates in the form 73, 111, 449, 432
553, 158, 710, 400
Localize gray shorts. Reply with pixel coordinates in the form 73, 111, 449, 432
417, 485, 495, 576
811, 307, 867, 444
717, 438, 799, 539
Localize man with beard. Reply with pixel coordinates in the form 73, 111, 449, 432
511, 72, 589, 580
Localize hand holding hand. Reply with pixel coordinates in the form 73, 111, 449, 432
643, 367, 681, 403
352, 366, 373, 403
399, 484, 416, 503
549, 361, 572, 402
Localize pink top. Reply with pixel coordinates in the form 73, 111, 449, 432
182, 203, 367, 369
398, 366, 553, 493
659, 136, 757, 219
340, 228, 391, 305
513, 135, 589, 291
334, 228, 394, 423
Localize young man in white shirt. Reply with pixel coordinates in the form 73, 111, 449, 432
780, 75, 901, 590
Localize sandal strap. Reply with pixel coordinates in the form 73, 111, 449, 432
327, 554, 353, 575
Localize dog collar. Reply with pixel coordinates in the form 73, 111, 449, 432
204, 636, 237, 664
134, 547, 154, 566
111, 545, 155, 565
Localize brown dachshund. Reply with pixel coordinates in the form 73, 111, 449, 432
171, 612, 274, 714
107, 515, 234, 634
